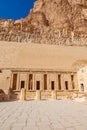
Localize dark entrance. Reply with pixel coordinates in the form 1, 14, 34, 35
65, 81, 68, 90
51, 81, 55, 90
80, 83, 84, 92
36, 81, 40, 90
21, 81, 25, 89
44, 74, 47, 90
12, 74, 17, 90
58, 75, 61, 90
28, 74, 33, 90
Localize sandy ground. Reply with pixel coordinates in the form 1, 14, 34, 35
0, 99, 87, 130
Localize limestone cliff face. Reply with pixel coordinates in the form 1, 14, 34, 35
1, 0, 87, 45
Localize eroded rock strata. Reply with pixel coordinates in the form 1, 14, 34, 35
1, 0, 87, 46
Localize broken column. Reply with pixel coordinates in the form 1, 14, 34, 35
51, 90, 57, 99
8, 87, 12, 100
36, 90, 41, 100
20, 88, 26, 100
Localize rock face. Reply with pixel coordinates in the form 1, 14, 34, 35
1, 0, 87, 46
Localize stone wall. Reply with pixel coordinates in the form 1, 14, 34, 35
0, 41, 87, 70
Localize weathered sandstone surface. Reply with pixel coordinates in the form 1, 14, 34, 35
1, 0, 87, 46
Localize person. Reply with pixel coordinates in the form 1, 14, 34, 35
80, 83, 84, 92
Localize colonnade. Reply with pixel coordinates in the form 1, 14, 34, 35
11, 71, 78, 92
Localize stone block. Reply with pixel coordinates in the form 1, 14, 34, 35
51, 91, 57, 99
36, 90, 41, 100
20, 88, 26, 101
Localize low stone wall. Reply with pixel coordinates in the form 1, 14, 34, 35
11, 90, 79, 101
26, 91, 36, 100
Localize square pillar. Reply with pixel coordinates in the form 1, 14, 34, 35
51, 90, 57, 99
47, 74, 50, 90
17, 72, 20, 90
74, 74, 79, 90
26, 73, 29, 91
41, 74, 44, 91
20, 88, 26, 100
55, 74, 58, 90
36, 90, 41, 100
61, 74, 65, 90
33, 73, 35, 91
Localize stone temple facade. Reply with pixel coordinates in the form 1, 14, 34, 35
0, 41, 87, 100
78, 66, 87, 92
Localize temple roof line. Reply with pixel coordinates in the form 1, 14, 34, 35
0, 68, 76, 73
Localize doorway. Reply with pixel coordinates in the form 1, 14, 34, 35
44, 74, 47, 90
51, 81, 55, 90
28, 74, 33, 90
36, 81, 40, 90
21, 81, 25, 89
65, 81, 68, 90
58, 75, 61, 90
80, 83, 84, 92
12, 74, 17, 90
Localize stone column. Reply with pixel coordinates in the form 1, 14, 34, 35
74, 74, 79, 90
32, 73, 35, 90
36, 90, 41, 100
33, 74, 35, 91
41, 74, 44, 91
26, 73, 29, 91
51, 90, 57, 99
61, 74, 64, 90
8, 87, 12, 100
55, 74, 58, 90
68, 74, 72, 90
20, 88, 26, 100
47, 74, 50, 90
17, 72, 20, 90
